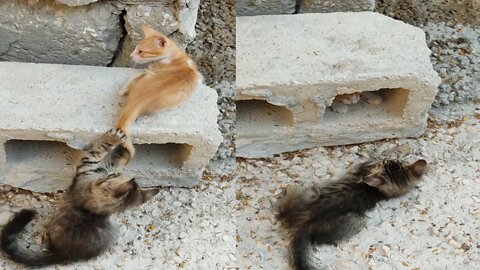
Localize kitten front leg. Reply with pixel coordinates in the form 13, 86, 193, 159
112, 136, 135, 169
77, 129, 126, 174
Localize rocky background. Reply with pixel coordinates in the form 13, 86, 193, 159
0, 0, 235, 171
0, 0, 199, 66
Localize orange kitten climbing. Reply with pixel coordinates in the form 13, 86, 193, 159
116, 25, 202, 160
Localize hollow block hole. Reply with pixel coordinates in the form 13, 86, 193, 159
236, 100, 294, 133
129, 143, 193, 170
4, 140, 81, 190
323, 88, 410, 124
5, 140, 81, 170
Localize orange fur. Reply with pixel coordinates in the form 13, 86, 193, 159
116, 25, 201, 159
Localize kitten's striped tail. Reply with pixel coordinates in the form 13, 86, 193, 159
290, 230, 312, 270
1, 209, 59, 267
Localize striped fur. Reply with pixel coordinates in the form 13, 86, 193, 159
1, 129, 160, 267
277, 159, 427, 270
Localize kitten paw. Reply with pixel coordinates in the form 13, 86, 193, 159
105, 128, 127, 144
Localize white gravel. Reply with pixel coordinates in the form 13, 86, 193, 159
235, 102, 480, 269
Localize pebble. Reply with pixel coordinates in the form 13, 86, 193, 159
0, 211, 13, 225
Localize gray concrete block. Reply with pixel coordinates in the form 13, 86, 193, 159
237, 0, 296, 16
0, 62, 222, 192
0, 0, 122, 66
299, 0, 374, 13
55, 0, 98, 6
236, 12, 441, 158
113, 0, 200, 67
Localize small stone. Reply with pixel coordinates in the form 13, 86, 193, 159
0, 212, 14, 225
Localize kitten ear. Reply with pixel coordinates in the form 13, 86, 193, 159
140, 188, 160, 203
154, 37, 166, 47
141, 25, 158, 38
408, 159, 427, 177
113, 178, 137, 198
361, 174, 384, 187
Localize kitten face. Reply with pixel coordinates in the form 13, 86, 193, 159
358, 159, 427, 197
79, 174, 159, 215
130, 25, 173, 63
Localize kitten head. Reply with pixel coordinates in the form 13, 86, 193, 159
71, 173, 160, 215
129, 25, 178, 64
334, 93, 361, 104
356, 159, 427, 197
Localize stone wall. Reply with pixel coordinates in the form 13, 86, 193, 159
237, 0, 375, 16
0, 0, 199, 67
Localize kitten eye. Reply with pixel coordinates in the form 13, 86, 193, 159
138, 50, 143, 54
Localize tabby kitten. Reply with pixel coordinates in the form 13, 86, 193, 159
331, 91, 383, 113
116, 25, 202, 161
277, 159, 427, 270
1, 129, 159, 267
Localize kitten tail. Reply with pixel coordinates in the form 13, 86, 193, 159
1, 209, 59, 267
290, 230, 312, 270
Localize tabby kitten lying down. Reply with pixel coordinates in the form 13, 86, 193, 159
277, 158, 427, 270
1, 129, 159, 267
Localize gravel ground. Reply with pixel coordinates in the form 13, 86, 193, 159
235, 102, 480, 269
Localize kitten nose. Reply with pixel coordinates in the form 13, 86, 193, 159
130, 51, 136, 58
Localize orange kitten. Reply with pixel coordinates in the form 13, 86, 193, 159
116, 25, 202, 160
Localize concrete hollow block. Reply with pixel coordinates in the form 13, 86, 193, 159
236, 13, 441, 158
0, 62, 222, 192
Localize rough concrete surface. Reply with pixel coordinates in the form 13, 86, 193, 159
0, 62, 222, 192
236, 102, 480, 269
299, 0, 375, 13
236, 12, 440, 158
237, 0, 296, 16
0, 0, 122, 66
